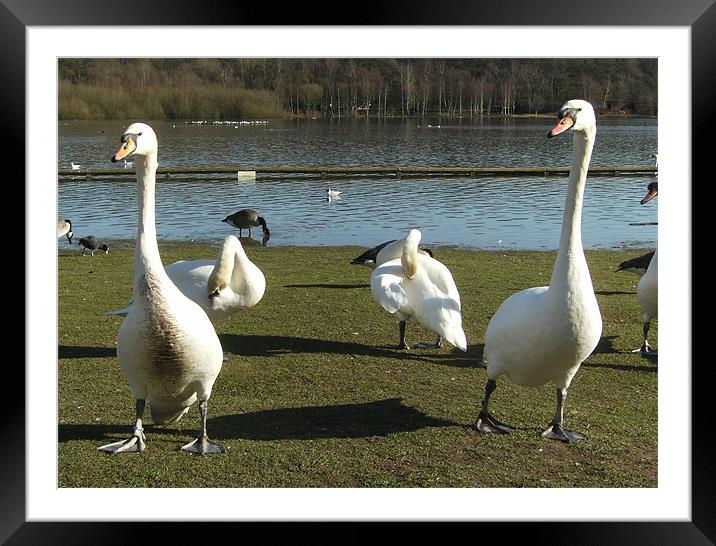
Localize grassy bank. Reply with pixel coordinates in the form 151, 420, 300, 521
58, 242, 657, 488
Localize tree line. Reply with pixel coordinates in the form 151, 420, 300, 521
58, 58, 657, 120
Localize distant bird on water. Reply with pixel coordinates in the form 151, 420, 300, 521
79, 235, 109, 256
222, 209, 270, 238
326, 188, 342, 198
57, 218, 73, 244
71, 162, 81, 170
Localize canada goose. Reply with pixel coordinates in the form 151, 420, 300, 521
57, 218, 73, 244
222, 209, 270, 238
78, 235, 109, 256
350, 239, 434, 269
615, 250, 655, 277
475, 100, 602, 443
98, 122, 225, 455
370, 229, 466, 351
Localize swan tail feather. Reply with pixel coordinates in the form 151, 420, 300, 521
149, 403, 191, 425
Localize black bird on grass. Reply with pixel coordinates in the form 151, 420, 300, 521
615, 251, 655, 277
79, 236, 109, 256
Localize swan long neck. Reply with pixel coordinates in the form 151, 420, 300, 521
550, 128, 595, 291
135, 150, 163, 283
401, 232, 420, 279
208, 237, 239, 294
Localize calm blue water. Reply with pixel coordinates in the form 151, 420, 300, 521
57, 118, 658, 251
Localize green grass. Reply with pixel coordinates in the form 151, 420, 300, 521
58, 241, 657, 488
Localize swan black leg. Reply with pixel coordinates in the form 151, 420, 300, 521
631, 319, 657, 355
541, 388, 587, 442
386, 320, 410, 350
474, 379, 514, 434
97, 398, 147, 453
181, 399, 226, 455
416, 335, 442, 349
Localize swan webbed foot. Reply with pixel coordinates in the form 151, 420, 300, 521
541, 424, 587, 443
385, 342, 410, 350
97, 428, 146, 454
474, 411, 515, 434
631, 342, 657, 356
181, 435, 226, 455
414, 336, 442, 349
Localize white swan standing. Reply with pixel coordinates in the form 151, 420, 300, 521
633, 182, 658, 355
106, 235, 265, 323
475, 100, 602, 442
370, 229, 467, 351
98, 123, 226, 455
57, 218, 73, 244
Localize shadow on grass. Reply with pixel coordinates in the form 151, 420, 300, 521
59, 345, 116, 359
219, 333, 482, 368
285, 283, 370, 289
583, 360, 658, 373
59, 399, 459, 443
59, 423, 183, 443
595, 290, 636, 296
592, 335, 619, 354
209, 398, 459, 440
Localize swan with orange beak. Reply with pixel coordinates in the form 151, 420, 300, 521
99, 123, 226, 455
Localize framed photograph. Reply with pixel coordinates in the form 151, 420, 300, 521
13, 1, 708, 543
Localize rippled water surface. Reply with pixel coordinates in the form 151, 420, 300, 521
58, 118, 658, 250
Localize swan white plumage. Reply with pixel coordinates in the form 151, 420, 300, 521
326, 188, 342, 197
108, 235, 266, 323
57, 218, 73, 244
98, 122, 226, 455
475, 99, 602, 442
634, 250, 657, 355
370, 229, 467, 351
633, 181, 658, 355
70, 162, 81, 170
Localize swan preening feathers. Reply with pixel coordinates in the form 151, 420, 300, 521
369, 229, 467, 352
164, 235, 265, 323
106, 235, 266, 323
475, 100, 603, 442
98, 122, 226, 455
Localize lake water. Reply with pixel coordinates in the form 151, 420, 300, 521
57, 118, 658, 251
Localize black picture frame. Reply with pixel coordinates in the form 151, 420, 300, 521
10, 1, 707, 543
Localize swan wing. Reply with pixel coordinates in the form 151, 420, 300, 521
370, 260, 409, 314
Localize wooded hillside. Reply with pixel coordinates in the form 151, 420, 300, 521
58, 58, 657, 120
